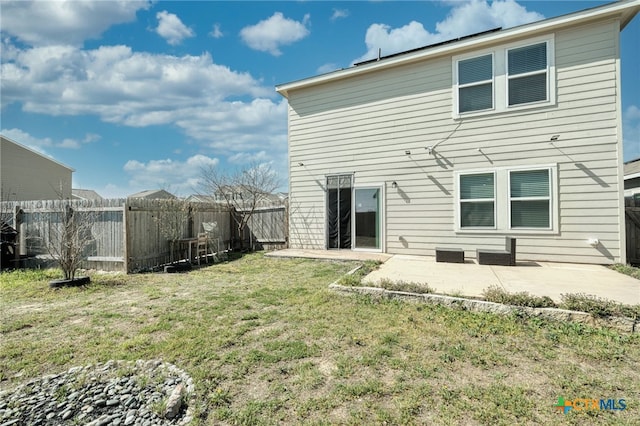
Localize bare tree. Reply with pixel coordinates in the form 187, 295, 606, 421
41, 200, 96, 282
199, 162, 280, 250
151, 198, 191, 263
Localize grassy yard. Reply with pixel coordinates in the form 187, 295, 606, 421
1, 253, 639, 425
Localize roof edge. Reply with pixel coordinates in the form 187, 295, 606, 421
276, 0, 640, 98
1, 134, 75, 172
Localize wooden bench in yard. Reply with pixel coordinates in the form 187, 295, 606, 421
436, 247, 465, 263
477, 237, 516, 266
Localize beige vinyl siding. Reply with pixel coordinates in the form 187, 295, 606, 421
287, 19, 623, 264
1, 137, 73, 201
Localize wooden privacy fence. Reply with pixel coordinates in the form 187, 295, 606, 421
1, 198, 232, 272
626, 196, 640, 266
235, 202, 288, 250
1, 198, 289, 272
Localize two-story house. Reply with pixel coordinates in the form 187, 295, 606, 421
276, 0, 640, 264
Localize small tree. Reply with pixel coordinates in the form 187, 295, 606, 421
199, 162, 280, 250
151, 198, 192, 263
42, 201, 95, 281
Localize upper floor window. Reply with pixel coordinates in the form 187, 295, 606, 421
458, 54, 493, 113
507, 42, 548, 106
453, 36, 554, 118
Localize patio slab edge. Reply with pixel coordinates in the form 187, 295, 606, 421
328, 283, 639, 334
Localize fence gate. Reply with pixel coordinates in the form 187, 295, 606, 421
626, 196, 640, 266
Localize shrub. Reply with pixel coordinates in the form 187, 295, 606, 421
376, 278, 434, 294
482, 285, 557, 308
560, 293, 640, 319
608, 264, 640, 280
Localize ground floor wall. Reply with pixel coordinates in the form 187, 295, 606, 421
288, 160, 623, 265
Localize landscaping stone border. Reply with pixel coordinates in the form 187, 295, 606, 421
329, 283, 639, 334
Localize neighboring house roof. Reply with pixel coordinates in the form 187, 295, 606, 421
127, 189, 176, 199
625, 158, 640, 195
185, 194, 219, 203
624, 158, 640, 178
72, 188, 103, 200
0, 135, 75, 172
276, 0, 640, 97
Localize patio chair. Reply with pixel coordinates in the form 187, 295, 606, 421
202, 222, 227, 261
196, 232, 209, 265
477, 237, 516, 266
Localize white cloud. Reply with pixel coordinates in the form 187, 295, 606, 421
331, 9, 349, 21
174, 98, 288, 155
209, 23, 224, 39
155, 10, 194, 46
624, 105, 640, 161
317, 63, 340, 74
1, 43, 276, 147
228, 150, 268, 164
123, 154, 219, 194
1, 39, 287, 157
435, 0, 543, 38
354, 0, 544, 63
0, 0, 150, 46
240, 12, 310, 56
625, 105, 640, 121
1, 128, 98, 151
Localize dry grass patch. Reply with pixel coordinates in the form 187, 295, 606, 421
1, 253, 639, 425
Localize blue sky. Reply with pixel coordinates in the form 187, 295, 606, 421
1, 0, 639, 198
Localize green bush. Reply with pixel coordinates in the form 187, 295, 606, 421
608, 263, 640, 280
377, 278, 434, 294
482, 285, 557, 308
560, 293, 640, 319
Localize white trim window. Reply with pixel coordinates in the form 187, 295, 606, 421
453, 36, 554, 117
459, 172, 495, 228
507, 42, 548, 106
456, 165, 557, 233
457, 54, 494, 114
509, 169, 551, 229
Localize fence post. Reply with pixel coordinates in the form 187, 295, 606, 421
15, 205, 27, 257
123, 200, 130, 273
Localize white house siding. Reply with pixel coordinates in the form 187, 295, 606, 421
287, 19, 624, 264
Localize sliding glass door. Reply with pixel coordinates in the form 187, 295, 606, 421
326, 175, 352, 249
327, 177, 382, 251
354, 187, 381, 250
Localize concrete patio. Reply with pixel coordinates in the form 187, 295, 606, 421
266, 249, 639, 305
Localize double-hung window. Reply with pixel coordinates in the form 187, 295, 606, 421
507, 42, 548, 106
453, 37, 554, 117
456, 165, 557, 233
509, 169, 551, 229
459, 172, 495, 228
457, 54, 493, 113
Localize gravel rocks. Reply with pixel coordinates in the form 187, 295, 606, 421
0, 360, 194, 426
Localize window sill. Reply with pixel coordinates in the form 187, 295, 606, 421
455, 229, 559, 236
453, 100, 556, 120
